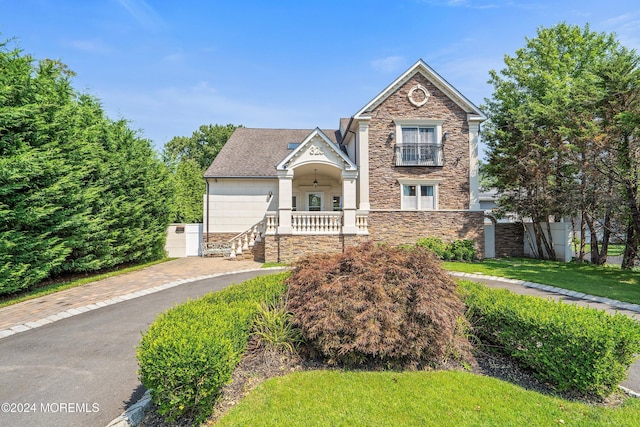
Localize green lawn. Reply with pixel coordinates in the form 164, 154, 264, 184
582, 244, 625, 257
0, 258, 173, 308
216, 370, 640, 426
443, 258, 640, 305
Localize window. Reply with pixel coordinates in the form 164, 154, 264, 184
307, 192, 323, 211
402, 127, 435, 144
401, 183, 437, 210
292, 195, 297, 211
394, 119, 444, 166
332, 195, 342, 211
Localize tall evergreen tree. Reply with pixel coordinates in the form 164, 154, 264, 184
163, 123, 238, 223
0, 40, 173, 295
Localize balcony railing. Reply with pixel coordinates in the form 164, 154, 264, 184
395, 143, 443, 166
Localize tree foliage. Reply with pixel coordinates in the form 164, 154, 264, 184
163, 124, 238, 223
483, 23, 640, 266
286, 242, 473, 368
0, 41, 173, 295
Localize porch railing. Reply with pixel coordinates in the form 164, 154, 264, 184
292, 212, 342, 234
263, 211, 368, 235
227, 220, 264, 258
356, 214, 369, 234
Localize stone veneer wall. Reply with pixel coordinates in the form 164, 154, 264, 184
264, 234, 369, 263
203, 232, 237, 243
366, 73, 471, 210
264, 211, 485, 263
494, 222, 524, 258
367, 210, 485, 259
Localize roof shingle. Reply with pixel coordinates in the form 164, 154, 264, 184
204, 128, 340, 178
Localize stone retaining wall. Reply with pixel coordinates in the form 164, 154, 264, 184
203, 232, 237, 243
263, 210, 484, 262
264, 234, 369, 263
367, 210, 485, 258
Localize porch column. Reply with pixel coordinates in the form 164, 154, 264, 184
468, 115, 482, 211
342, 170, 358, 234
277, 169, 293, 234
357, 119, 371, 211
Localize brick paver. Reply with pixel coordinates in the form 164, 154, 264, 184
0, 257, 263, 334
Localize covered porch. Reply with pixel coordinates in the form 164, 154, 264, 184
270, 164, 368, 236
205, 128, 369, 261
272, 128, 368, 237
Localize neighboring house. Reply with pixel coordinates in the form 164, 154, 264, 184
203, 59, 487, 262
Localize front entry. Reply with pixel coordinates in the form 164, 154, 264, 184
307, 192, 324, 211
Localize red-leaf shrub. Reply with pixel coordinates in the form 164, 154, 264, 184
286, 242, 472, 368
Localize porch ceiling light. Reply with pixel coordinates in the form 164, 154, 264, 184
313, 169, 318, 188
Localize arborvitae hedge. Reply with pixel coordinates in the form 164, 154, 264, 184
0, 42, 173, 295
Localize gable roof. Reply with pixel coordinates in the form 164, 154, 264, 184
276, 128, 357, 171
204, 128, 341, 178
353, 59, 487, 121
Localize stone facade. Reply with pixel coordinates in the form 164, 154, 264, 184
367, 74, 471, 210
206, 61, 486, 264
203, 232, 237, 243
264, 234, 369, 263
367, 211, 485, 259
494, 222, 524, 258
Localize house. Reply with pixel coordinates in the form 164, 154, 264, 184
203, 59, 487, 262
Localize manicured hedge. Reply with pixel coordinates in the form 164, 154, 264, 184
458, 280, 640, 397
415, 237, 475, 261
137, 272, 288, 423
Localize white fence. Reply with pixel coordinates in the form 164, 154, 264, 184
523, 222, 572, 262
165, 224, 203, 257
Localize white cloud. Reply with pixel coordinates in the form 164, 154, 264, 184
115, 0, 164, 30
601, 13, 640, 50
162, 52, 184, 63
371, 56, 406, 73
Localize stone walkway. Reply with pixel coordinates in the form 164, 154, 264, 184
0, 257, 263, 339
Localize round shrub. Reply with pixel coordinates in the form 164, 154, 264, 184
136, 272, 288, 424
286, 242, 473, 368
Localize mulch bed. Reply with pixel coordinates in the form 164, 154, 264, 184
139, 338, 625, 426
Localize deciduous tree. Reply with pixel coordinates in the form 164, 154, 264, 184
483, 23, 637, 264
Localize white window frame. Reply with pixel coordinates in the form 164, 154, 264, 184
394, 119, 444, 145
292, 194, 298, 211
399, 180, 440, 210
393, 118, 444, 166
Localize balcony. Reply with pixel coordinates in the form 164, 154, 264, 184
395, 143, 443, 167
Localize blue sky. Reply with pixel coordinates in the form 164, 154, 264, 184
1, 0, 640, 155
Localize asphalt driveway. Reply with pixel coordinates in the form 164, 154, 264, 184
0, 268, 277, 427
